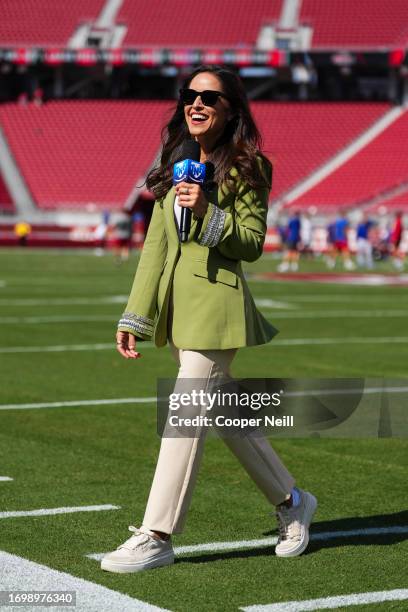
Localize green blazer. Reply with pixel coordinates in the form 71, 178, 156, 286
117, 156, 278, 350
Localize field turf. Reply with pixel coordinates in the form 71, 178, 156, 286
0, 248, 407, 611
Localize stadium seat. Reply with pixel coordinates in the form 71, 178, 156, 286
301, 0, 408, 48
0, 0, 105, 46
288, 106, 408, 211
117, 0, 282, 47
0, 100, 172, 210
0, 173, 15, 214
251, 102, 391, 205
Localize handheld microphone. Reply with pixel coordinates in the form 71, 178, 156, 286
173, 140, 206, 242
203, 161, 215, 194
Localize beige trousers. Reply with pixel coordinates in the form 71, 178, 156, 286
142, 288, 295, 534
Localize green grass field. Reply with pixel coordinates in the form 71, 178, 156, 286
0, 248, 407, 611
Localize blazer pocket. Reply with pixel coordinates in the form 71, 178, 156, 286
192, 261, 238, 288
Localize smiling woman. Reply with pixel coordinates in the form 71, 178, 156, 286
181, 74, 233, 160
145, 65, 273, 198
102, 65, 317, 575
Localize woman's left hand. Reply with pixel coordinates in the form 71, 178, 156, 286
175, 182, 209, 219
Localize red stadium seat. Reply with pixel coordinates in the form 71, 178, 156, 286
117, 0, 282, 47
251, 102, 391, 205
301, 0, 408, 48
288, 106, 408, 211
0, 100, 172, 210
0, 173, 15, 214
0, 0, 105, 46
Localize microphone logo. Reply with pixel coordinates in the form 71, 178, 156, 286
175, 160, 187, 179
191, 161, 204, 181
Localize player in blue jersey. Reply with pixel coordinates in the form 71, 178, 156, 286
278, 210, 301, 272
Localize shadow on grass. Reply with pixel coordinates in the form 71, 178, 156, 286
176, 510, 408, 565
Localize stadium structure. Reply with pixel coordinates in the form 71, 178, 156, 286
0, 0, 408, 250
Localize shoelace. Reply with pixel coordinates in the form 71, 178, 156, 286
275, 507, 301, 542
118, 525, 153, 550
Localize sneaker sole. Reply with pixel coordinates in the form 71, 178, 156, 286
275, 492, 318, 558
101, 550, 175, 573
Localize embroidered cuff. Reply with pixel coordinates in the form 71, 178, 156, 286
198, 204, 226, 248
117, 312, 154, 336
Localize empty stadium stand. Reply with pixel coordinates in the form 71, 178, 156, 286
252, 102, 391, 203
0, 100, 172, 211
0, 174, 15, 214
288, 106, 408, 212
301, 0, 408, 49
0, 0, 105, 46
366, 187, 408, 214
2, 0, 407, 50
117, 0, 282, 47
0, 100, 396, 213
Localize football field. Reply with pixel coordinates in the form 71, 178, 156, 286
0, 248, 407, 611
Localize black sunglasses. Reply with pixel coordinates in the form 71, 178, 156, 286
179, 88, 229, 107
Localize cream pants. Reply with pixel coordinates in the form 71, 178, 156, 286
142, 288, 295, 534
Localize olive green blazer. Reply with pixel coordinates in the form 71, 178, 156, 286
117, 157, 278, 350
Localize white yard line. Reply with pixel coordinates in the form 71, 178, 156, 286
0, 310, 407, 324
1, 277, 127, 285
241, 589, 408, 611
0, 296, 127, 306
1, 294, 407, 307
258, 295, 408, 303
0, 476, 13, 481
264, 309, 408, 318
0, 336, 407, 354
86, 525, 408, 561
0, 550, 169, 611
87, 537, 279, 561
251, 273, 408, 287
1, 384, 407, 411
272, 336, 408, 346
0, 315, 115, 324
0, 398, 156, 410
0, 342, 153, 353
255, 299, 297, 309
0, 505, 120, 519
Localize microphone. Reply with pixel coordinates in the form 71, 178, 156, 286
203, 161, 215, 195
173, 140, 206, 242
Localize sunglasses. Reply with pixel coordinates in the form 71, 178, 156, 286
179, 88, 229, 107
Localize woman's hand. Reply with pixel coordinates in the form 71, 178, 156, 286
175, 182, 209, 219
116, 330, 142, 360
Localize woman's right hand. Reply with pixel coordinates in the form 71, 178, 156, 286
116, 330, 142, 360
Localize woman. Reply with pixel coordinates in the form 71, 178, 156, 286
101, 66, 317, 573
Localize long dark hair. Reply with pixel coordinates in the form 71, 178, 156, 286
145, 65, 272, 199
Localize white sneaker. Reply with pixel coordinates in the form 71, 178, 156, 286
277, 261, 289, 272
101, 525, 174, 573
275, 489, 317, 557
